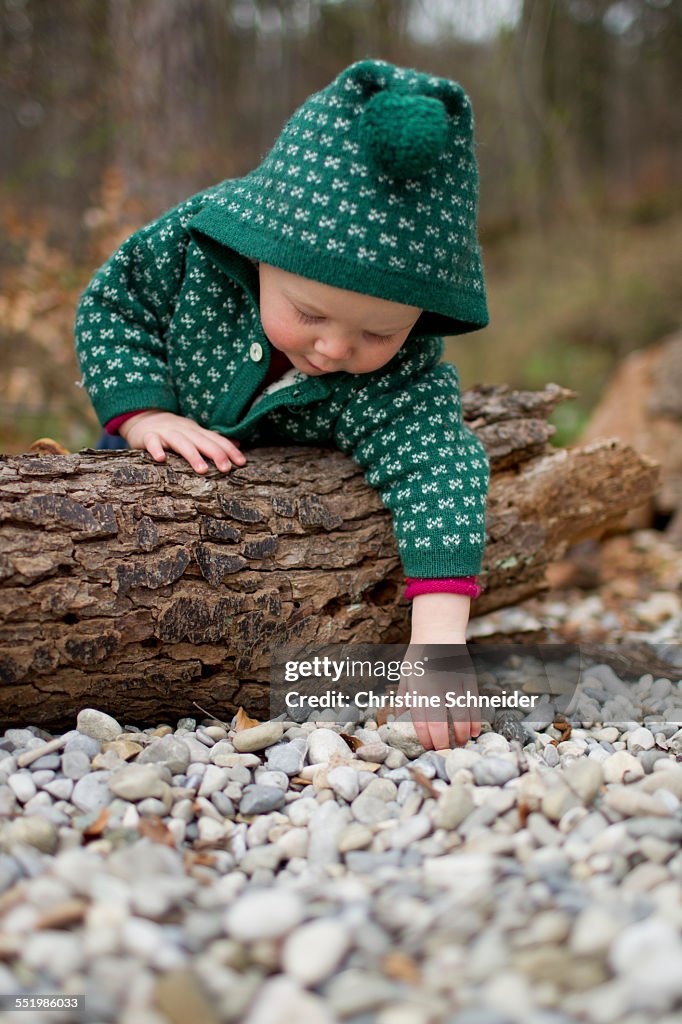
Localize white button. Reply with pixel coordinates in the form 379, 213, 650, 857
250, 342, 263, 362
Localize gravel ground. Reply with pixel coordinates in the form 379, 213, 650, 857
1, 664, 681, 1024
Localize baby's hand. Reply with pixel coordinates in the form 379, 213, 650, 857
397, 640, 481, 750
119, 410, 246, 474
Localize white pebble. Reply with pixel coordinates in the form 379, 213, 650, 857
281, 919, 351, 986
307, 729, 352, 765
76, 708, 122, 742
603, 750, 645, 784
225, 890, 304, 942
626, 727, 655, 752
327, 766, 360, 802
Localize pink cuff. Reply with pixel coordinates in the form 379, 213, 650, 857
404, 577, 482, 601
105, 409, 150, 435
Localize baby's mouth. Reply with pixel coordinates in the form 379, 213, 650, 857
304, 356, 330, 373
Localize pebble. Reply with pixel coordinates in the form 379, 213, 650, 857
240, 785, 286, 816
445, 748, 482, 778
243, 975, 335, 1024
266, 741, 306, 776
562, 759, 603, 804
384, 723, 423, 759
338, 823, 373, 853
356, 741, 390, 763
7, 772, 37, 803
2, 642, 682, 1024
602, 786, 672, 818
472, 757, 519, 786
0, 815, 58, 854
225, 890, 304, 942
61, 749, 93, 780
70, 771, 114, 812
602, 750, 645, 783
198, 765, 231, 797
76, 708, 122, 743
476, 732, 511, 754
307, 729, 352, 764
137, 735, 191, 773
325, 968, 401, 1017
281, 919, 351, 986
626, 727, 656, 752
108, 764, 170, 802
233, 722, 285, 753
327, 766, 360, 802
433, 784, 476, 830
387, 813, 432, 849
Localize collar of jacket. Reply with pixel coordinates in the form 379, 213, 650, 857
187, 217, 335, 436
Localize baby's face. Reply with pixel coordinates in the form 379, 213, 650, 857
258, 263, 422, 376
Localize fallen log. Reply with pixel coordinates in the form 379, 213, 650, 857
0, 383, 659, 729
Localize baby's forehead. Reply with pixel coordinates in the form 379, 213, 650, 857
260, 262, 421, 324
290, 274, 416, 314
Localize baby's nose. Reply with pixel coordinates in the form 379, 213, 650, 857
314, 335, 352, 360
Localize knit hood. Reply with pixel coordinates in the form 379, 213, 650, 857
187, 59, 488, 336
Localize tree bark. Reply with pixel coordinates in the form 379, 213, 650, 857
0, 384, 659, 730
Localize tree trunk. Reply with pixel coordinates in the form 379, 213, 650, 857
0, 384, 658, 730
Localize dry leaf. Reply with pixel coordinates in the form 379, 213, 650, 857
35, 899, 87, 930
340, 733, 363, 752
82, 807, 110, 839
408, 766, 440, 798
139, 816, 176, 847
381, 950, 421, 984
235, 706, 260, 731
28, 437, 69, 455
549, 714, 572, 746
183, 849, 217, 869
517, 799, 530, 828
376, 706, 390, 728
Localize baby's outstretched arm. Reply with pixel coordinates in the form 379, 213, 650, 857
403, 592, 481, 750
120, 410, 246, 475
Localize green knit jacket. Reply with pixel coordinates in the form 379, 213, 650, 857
74, 186, 489, 579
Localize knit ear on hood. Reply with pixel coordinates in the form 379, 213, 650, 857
339, 59, 469, 121
341, 60, 473, 180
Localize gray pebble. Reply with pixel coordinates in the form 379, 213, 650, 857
253, 769, 289, 792
543, 744, 560, 767
7, 772, 37, 804
137, 735, 191, 774
351, 794, 394, 826
211, 792, 236, 817
625, 817, 682, 842
240, 785, 286, 815
0, 853, 21, 892
70, 771, 114, 813
266, 741, 306, 776
472, 757, 519, 787
325, 967, 401, 1016
61, 749, 93, 780
63, 731, 101, 757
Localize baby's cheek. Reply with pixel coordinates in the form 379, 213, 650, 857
261, 314, 301, 353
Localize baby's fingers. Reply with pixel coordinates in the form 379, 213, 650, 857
143, 433, 167, 463
196, 436, 246, 472
203, 432, 247, 469
154, 432, 210, 473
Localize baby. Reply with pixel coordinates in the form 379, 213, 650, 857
75, 60, 490, 749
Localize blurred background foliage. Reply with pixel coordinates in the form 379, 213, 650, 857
0, 0, 680, 452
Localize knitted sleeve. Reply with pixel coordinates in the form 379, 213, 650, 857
73, 193, 207, 427
332, 336, 489, 579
